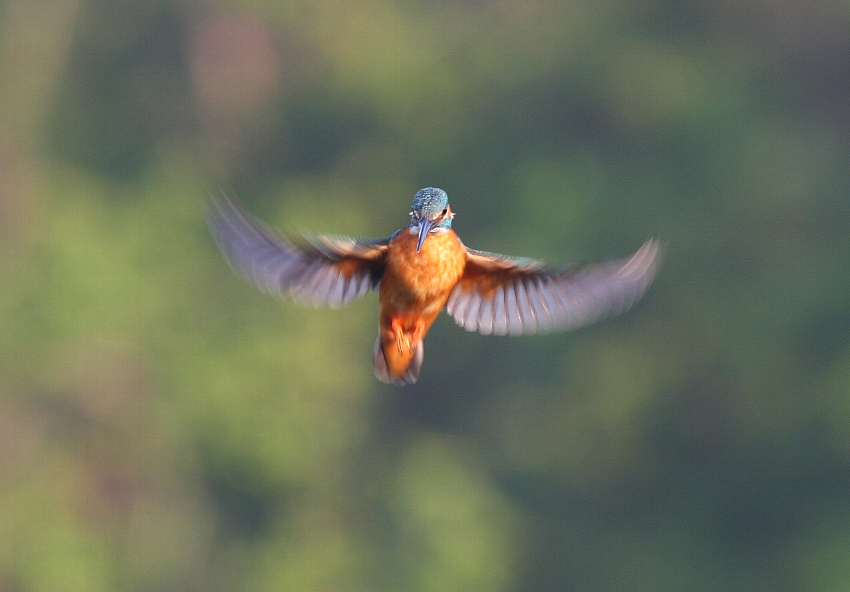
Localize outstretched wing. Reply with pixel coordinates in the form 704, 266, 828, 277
446, 238, 662, 335
207, 195, 390, 309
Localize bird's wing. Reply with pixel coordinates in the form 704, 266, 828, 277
207, 195, 390, 309
446, 238, 662, 335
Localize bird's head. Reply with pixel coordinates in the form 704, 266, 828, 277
410, 187, 454, 252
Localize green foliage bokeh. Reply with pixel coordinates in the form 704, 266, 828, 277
2, 0, 850, 590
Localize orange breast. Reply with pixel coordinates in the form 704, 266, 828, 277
376, 228, 467, 378
380, 228, 467, 314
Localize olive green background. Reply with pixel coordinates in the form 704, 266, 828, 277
2, 1, 850, 590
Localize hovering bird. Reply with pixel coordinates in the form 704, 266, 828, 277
208, 188, 662, 385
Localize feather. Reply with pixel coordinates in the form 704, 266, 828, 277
448, 238, 663, 335
373, 336, 424, 385
207, 195, 390, 308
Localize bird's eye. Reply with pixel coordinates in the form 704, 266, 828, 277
441, 208, 448, 216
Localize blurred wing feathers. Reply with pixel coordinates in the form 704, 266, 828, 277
207, 195, 389, 309
447, 239, 662, 335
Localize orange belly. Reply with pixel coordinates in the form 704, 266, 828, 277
377, 228, 466, 377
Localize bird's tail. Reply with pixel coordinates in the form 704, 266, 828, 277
373, 335, 424, 386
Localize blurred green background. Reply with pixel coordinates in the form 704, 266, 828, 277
2, 0, 850, 590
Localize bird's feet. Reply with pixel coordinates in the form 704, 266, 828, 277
392, 318, 425, 353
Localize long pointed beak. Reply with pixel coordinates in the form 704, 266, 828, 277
416, 218, 436, 252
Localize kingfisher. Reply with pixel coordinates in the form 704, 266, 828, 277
208, 188, 662, 385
